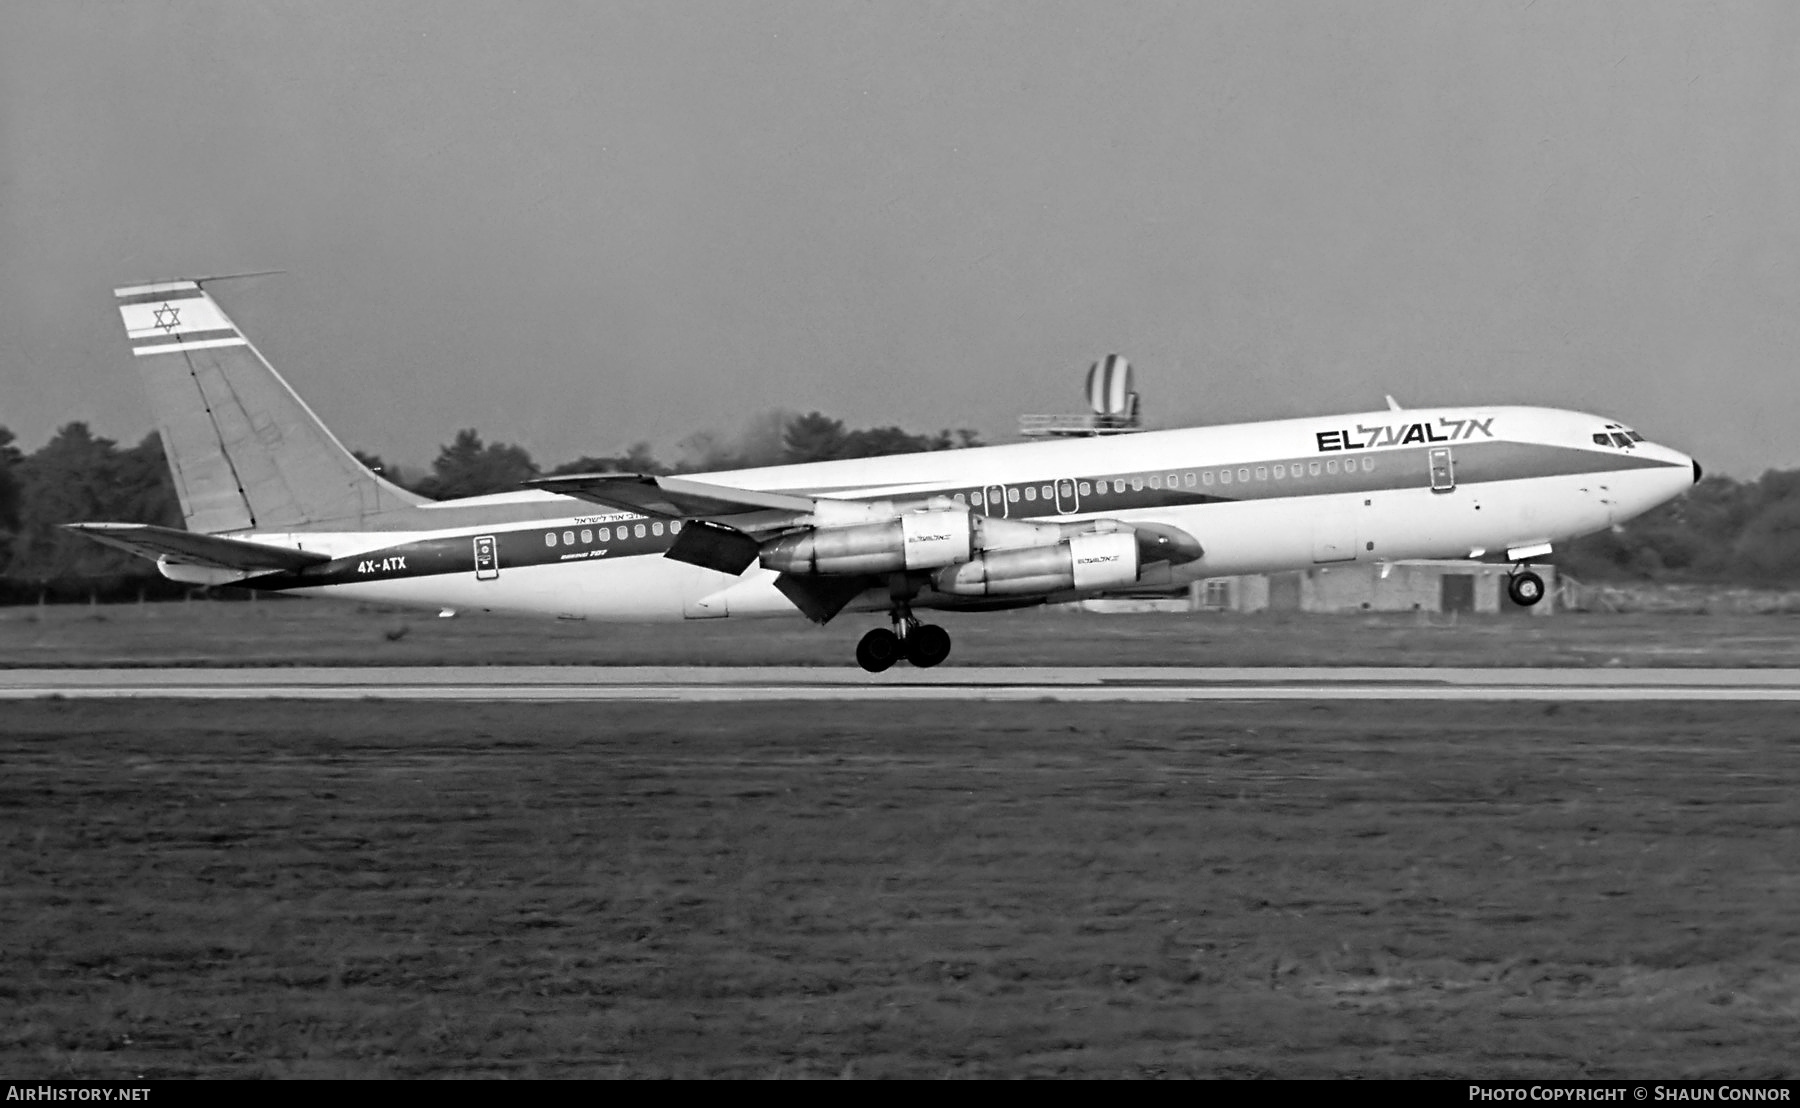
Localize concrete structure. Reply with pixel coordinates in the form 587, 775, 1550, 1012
1191, 560, 1555, 616
1018, 354, 1145, 438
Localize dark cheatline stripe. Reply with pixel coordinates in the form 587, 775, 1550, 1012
254, 520, 692, 590
132, 328, 242, 350
116, 288, 205, 306
775, 441, 1677, 514
245, 438, 1686, 581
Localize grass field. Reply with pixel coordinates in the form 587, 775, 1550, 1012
2, 597, 1799, 668
3, 698, 1796, 1078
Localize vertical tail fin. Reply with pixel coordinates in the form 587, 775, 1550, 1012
114, 279, 427, 534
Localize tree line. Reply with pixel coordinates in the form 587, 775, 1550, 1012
4, 416, 1800, 600
0, 413, 979, 600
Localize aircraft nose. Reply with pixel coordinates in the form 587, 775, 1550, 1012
1693, 459, 1704, 484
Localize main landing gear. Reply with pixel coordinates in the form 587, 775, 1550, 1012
1507, 567, 1546, 607
855, 603, 952, 673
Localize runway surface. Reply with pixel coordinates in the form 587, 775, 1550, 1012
5, 666, 1800, 701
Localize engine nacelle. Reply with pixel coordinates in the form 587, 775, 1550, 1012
970, 514, 1066, 552
759, 508, 973, 575
932, 531, 1140, 596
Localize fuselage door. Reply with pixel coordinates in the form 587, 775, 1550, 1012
1428, 447, 1455, 493
1054, 478, 1080, 515
982, 484, 1009, 518
473, 534, 499, 580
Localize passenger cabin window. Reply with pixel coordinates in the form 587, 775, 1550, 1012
580, 529, 592, 543
1220, 469, 1232, 484
634, 524, 646, 538
1202, 471, 1214, 486
563, 531, 575, 545
1078, 481, 1091, 495
1008, 488, 1020, 503
1149, 475, 1161, 489
1237, 468, 1249, 482
1131, 476, 1144, 491
599, 527, 611, 541
1273, 464, 1285, 479
1113, 479, 1125, 493
1308, 461, 1321, 476
652, 522, 664, 536
545, 532, 557, 547
1184, 472, 1196, 487
1024, 486, 1036, 501
1362, 457, 1374, 471
1326, 460, 1338, 474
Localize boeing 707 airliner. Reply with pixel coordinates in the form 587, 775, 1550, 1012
70, 278, 1701, 671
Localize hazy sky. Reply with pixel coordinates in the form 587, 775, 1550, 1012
4, 1, 1798, 477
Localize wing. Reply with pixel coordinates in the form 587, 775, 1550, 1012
525, 472, 826, 519
63, 522, 330, 573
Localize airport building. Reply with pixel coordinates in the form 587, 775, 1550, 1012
1191, 560, 1557, 615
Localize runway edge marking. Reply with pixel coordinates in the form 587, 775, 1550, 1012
7, 685, 1800, 703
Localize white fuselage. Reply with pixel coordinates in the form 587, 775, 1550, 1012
239, 404, 1696, 623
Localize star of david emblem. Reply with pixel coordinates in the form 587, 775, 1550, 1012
152, 303, 181, 333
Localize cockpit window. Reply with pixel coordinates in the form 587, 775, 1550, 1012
1593, 433, 1611, 446
1610, 433, 1633, 448
1626, 431, 1644, 443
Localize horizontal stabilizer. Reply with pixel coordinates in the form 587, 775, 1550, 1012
664, 519, 762, 575
528, 472, 821, 519
63, 523, 330, 573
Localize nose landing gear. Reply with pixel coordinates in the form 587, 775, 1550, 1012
1506, 568, 1546, 607
854, 602, 953, 672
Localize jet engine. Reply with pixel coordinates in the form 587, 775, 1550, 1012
759, 508, 973, 575
932, 531, 1139, 596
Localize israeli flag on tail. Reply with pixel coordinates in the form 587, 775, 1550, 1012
115, 280, 248, 356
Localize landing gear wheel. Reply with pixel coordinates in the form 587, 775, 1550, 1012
1508, 570, 1545, 607
905, 624, 952, 668
855, 627, 903, 673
